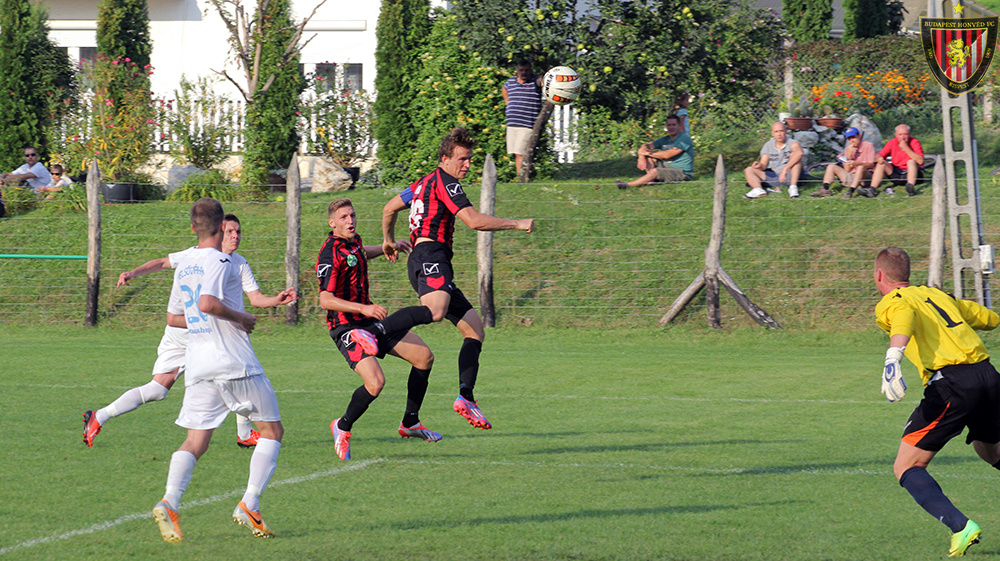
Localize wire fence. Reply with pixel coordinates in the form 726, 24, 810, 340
3, 171, 998, 332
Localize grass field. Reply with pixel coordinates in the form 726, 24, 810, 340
6, 323, 1000, 560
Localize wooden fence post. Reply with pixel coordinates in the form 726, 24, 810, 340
519, 101, 555, 183
285, 154, 301, 325
478, 154, 497, 327
85, 159, 101, 326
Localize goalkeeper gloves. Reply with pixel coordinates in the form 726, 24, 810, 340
881, 346, 907, 402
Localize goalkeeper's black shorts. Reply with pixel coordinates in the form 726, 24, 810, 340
901, 359, 1000, 451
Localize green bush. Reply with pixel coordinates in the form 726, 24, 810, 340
240, 0, 304, 197
166, 76, 235, 170
0, 186, 39, 214
168, 169, 237, 202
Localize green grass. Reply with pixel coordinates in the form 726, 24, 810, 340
6, 323, 1000, 560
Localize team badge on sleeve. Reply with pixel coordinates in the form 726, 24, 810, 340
921, 16, 998, 94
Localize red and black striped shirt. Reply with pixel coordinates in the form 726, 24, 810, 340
316, 232, 370, 330
407, 168, 473, 251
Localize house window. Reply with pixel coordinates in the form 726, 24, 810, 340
80, 47, 98, 64
310, 62, 363, 93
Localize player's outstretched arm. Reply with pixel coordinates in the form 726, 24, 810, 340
246, 288, 298, 308
319, 291, 387, 320
457, 207, 533, 233
382, 194, 408, 263
199, 294, 257, 334
880, 335, 910, 402
117, 256, 171, 287
365, 240, 411, 260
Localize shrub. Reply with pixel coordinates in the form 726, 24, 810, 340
168, 169, 237, 202
0, 186, 39, 214
166, 76, 235, 170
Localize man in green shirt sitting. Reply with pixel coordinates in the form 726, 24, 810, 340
616, 115, 694, 189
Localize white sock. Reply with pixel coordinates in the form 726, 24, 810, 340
163, 450, 197, 510
236, 415, 253, 440
98, 380, 170, 425
241, 438, 281, 512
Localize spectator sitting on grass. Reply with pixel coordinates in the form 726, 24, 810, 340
868, 124, 924, 197
810, 127, 877, 199
1, 147, 51, 192
615, 115, 694, 189
37, 164, 73, 199
744, 122, 803, 199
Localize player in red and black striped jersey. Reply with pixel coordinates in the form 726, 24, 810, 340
317, 198, 441, 460
381, 127, 534, 430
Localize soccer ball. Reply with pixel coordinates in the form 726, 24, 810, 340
542, 66, 582, 106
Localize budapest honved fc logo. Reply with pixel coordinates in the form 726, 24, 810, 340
921, 16, 999, 95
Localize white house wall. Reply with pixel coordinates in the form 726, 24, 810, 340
43, 0, 381, 99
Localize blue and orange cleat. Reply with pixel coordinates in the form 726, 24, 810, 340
349, 329, 379, 355
453, 396, 492, 430
330, 418, 352, 460
398, 422, 443, 442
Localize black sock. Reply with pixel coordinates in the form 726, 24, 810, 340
340, 385, 378, 431
403, 366, 431, 427
822, 183, 831, 189
899, 466, 968, 533
458, 338, 483, 401
376, 306, 433, 335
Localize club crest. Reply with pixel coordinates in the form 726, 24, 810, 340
921, 16, 998, 94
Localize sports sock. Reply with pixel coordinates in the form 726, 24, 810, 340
98, 380, 170, 424
236, 415, 253, 440
340, 385, 378, 431
163, 450, 197, 511
899, 466, 968, 533
403, 366, 432, 427
822, 182, 831, 189
241, 438, 281, 512
458, 338, 483, 402
376, 306, 433, 335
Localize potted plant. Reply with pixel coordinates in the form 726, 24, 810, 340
812, 86, 858, 130
53, 55, 157, 202
302, 63, 375, 185
785, 96, 815, 130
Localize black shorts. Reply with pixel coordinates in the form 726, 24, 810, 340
407, 241, 474, 324
887, 166, 924, 185
329, 320, 407, 370
902, 360, 1000, 451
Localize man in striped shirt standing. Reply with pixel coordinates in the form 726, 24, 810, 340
501, 59, 543, 177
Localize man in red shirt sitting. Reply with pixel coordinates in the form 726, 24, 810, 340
869, 124, 925, 197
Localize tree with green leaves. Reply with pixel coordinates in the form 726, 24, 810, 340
97, 0, 152, 105
210, 0, 323, 199
843, 0, 889, 40
373, 0, 431, 178
785, 0, 832, 42
2, 3, 59, 171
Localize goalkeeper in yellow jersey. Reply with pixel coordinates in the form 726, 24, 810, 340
874, 246, 1000, 557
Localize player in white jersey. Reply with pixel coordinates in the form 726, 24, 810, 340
83, 214, 296, 447
152, 198, 283, 542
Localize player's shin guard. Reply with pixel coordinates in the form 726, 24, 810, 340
377, 306, 433, 335
163, 450, 197, 510
241, 438, 280, 512
900, 466, 969, 533
341, 385, 378, 431
458, 338, 482, 401
403, 367, 431, 427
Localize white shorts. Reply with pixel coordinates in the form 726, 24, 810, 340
506, 126, 532, 156
176, 375, 281, 430
152, 326, 188, 376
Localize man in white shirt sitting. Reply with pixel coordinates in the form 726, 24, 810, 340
1, 147, 51, 191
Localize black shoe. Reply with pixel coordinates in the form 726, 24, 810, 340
859, 187, 878, 198
905, 183, 917, 197
616, 180, 628, 190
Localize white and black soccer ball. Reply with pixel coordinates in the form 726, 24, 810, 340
542, 66, 582, 106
